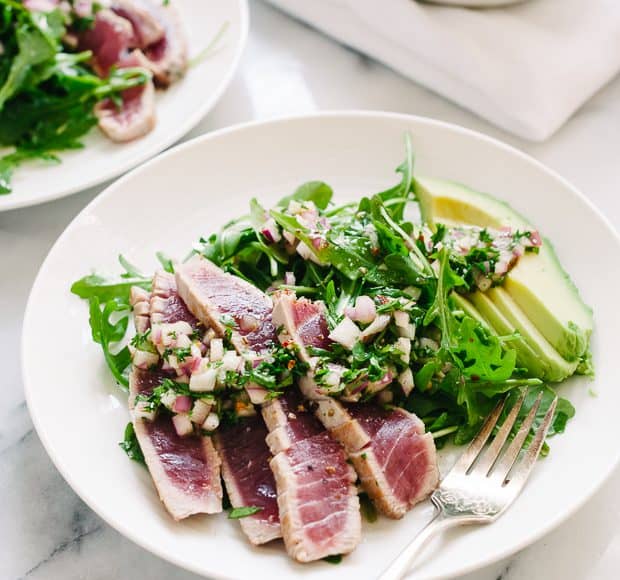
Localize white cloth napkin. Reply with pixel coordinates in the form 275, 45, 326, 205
264, 0, 620, 141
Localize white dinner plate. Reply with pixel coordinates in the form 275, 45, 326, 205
23, 113, 620, 579
421, 0, 528, 6
0, 0, 248, 212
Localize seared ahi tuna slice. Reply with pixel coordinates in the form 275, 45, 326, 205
175, 260, 360, 560
272, 290, 331, 359
127, 274, 222, 519
272, 291, 332, 400
273, 291, 439, 518
150, 270, 199, 327
112, 0, 187, 86
129, 286, 151, 334
95, 63, 156, 143
262, 391, 361, 562
112, 0, 165, 47
215, 416, 281, 545
176, 255, 277, 356
130, 368, 222, 519
78, 8, 137, 77
317, 401, 439, 519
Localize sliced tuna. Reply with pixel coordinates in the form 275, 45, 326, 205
214, 416, 281, 545
317, 401, 439, 519
175, 258, 361, 561
121, 0, 188, 86
78, 8, 137, 77
126, 272, 222, 520
272, 290, 331, 358
129, 285, 151, 334
262, 391, 361, 562
273, 291, 439, 518
129, 367, 222, 520
94, 57, 156, 143
175, 255, 277, 356
111, 0, 165, 47
150, 270, 199, 326
272, 290, 332, 400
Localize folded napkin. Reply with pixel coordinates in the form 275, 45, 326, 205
265, 0, 620, 140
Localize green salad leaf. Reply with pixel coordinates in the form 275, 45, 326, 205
119, 422, 145, 465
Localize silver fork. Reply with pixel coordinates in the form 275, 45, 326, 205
380, 391, 558, 580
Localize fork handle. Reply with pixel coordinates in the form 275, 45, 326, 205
378, 510, 458, 580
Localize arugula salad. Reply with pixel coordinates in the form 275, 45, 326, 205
72, 137, 593, 457
0, 0, 188, 194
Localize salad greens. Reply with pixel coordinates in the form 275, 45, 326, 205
71, 136, 578, 452
0, 0, 150, 193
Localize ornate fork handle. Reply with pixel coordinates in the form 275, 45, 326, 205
378, 492, 498, 580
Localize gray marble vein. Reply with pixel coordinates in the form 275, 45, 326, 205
1, 0, 619, 578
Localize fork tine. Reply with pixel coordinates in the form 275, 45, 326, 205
490, 391, 544, 483
451, 398, 506, 475
473, 392, 526, 476
504, 397, 558, 490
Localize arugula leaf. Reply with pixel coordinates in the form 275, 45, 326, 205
0, 16, 57, 110
277, 180, 333, 210
423, 249, 465, 348
71, 274, 150, 301
375, 133, 415, 220
228, 506, 263, 519
454, 316, 516, 383
323, 555, 343, 565
119, 422, 145, 465
156, 252, 175, 274
88, 296, 131, 388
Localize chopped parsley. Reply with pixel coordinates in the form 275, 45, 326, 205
228, 506, 263, 519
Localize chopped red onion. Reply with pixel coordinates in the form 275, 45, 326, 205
398, 368, 414, 396
284, 271, 296, 285
190, 399, 211, 425
345, 295, 376, 324
328, 317, 361, 350
360, 314, 391, 341
172, 413, 194, 437
173, 395, 192, 413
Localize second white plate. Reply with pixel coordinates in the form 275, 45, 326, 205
0, 0, 248, 212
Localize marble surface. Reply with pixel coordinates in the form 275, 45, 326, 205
1, 1, 619, 578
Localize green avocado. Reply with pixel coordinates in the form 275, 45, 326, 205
415, 177, 593, 365
485, 288, 578, 382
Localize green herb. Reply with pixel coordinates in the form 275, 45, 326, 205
228, 506, 263, 519
276, 180, 333, 210
359, 492, 378, 523
156, 251, 175, 274
323, 555, 343, 565
88, 296, 131, 388
119, 422, 145, 465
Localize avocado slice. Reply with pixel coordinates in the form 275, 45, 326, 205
451, 292, 489, 328
415, 177, 593, 363
469, 289, 574, 382
485, 288, 578, 382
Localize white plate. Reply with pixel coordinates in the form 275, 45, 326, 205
421, 0, 528, 6
23, 113, 620, 579
0, 0, 248, 212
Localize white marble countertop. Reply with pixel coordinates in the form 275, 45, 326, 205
1, 1, 618, 579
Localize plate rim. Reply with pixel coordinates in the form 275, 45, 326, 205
22, 110, 620, 579
1, 0, 250, 213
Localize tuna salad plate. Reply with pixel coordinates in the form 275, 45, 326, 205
0, 0, 248, 211
23, 113, 620, 579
